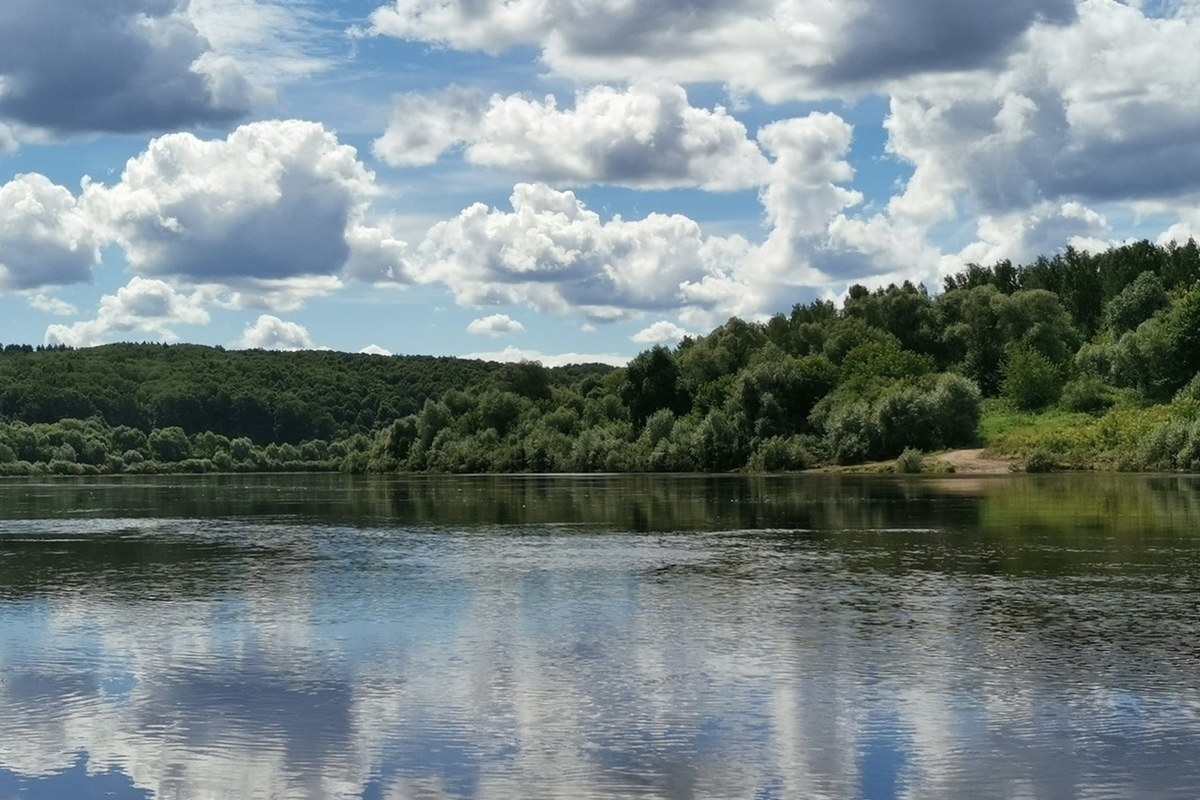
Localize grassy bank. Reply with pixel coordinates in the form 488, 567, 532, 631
978, 398, 1200, 471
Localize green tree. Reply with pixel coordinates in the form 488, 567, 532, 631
622, 346, 688, 428
1103, 270, 1167, 336
148, 427, 191, 462
1001, 348, 1064, 410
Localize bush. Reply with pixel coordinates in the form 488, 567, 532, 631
1002, 348, 1064, 410
148, 426, 191, 462
747, 435, 816, 471
894, 447, 925, 473
1060, 375, 1115, 415
929, 373, 982, 446
875, 387, 936, 454
1023, 448, 1058, 473
826, 403, 879, 465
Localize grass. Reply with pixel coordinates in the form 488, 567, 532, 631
978, 397, 1200, 470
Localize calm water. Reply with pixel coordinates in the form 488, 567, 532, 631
1, 473, 1198, 799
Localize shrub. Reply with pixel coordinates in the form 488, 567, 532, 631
1002, 348, 1064, 410
875, 387, 937, 454
894, 447, 925, 474
1060, 375, 1115, 415
148, 426, 191, 462
826, 403, 879, 465
747, 435, 815, 471
929, 373, 982, 446
1023, 448, 1058, 473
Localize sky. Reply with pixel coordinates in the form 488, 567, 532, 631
1, 0, 1198, 364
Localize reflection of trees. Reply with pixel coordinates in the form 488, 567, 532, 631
0, 526, 255, 599
1, 473, 1200, 797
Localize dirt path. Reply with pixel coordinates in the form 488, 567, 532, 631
930, 448, 1015, 474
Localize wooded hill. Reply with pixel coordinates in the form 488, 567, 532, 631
3, 238, 1200, 475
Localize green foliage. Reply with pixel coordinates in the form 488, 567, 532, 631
930, 373, 982, 446
493, 361, 552, 400
3, 240, 1199, 476
839, 338, 935, 385
1001, 348, 1064, 410
1022, 448, 1058, 473
822, 372, 981, 463
822, 318, 896, 366
826, 403, 879, 465
747, 435, 819, 472
1060, 375, 1115, 415
622, 346, 688, 427
148, 426, 191, 462
1104, 270, 1168, 336
0, 343, 516, 444
738, 353, 837, 439
1109, 286, 1200, 401
894, 447, 925, 474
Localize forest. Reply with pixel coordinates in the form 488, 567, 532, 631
4, 238, 1200, 475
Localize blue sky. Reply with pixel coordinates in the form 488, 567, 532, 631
1, 0, 1198, 364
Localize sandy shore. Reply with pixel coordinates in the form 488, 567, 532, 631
929, 448, 1016, 474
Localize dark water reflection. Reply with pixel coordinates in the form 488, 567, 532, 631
1, 473, 1199, 799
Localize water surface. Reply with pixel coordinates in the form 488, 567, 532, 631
1, 473, 1198, 799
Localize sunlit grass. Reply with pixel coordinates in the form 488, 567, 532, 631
979, 397, 1200, 469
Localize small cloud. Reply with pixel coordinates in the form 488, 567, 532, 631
234, 314, 315, 350
467, 313, 525, 337
0, 124, 17, 155
632, 320, 692, 345
27, 294, 78, 316
360, 344, 392, 356
462, 345, 629, 368
44, 277, 208, 348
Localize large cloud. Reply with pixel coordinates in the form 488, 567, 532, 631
885, 1, 1200, 222
364, 0, 1074, 101
407, 112, 898, 326
413, 182, 753, 321
821, 0, 1200, 272
0, 174, 101, 291
0, 0, 252, 134
82, 120, 405, 307
375, 82, 769, 190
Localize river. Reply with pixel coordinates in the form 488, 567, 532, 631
0, 473, 1197, 799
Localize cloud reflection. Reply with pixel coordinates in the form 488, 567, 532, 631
0, 476, 1199, 798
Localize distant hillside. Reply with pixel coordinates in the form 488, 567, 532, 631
0, 343, 611, 444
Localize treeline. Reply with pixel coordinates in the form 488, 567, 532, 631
361, 238, 1200, 473
4, 238, 1200, 475
0, 344, 512, 442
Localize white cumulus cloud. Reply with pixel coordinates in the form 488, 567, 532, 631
360, 344, 392, 356
235, 314, 317, 350
44, 277, 209, 347
880, 1, 1200, 246
0, 0, 252, 135
413, 182, 753, 321
0, 123, 17, 155
364, 0, 1073, 103
467, 314, 525, 336
376, 82, 769, 190
0, 173, 102, 291
82, 120, 402, 307
631, 321, 692, 345
26, 294, 77, 316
